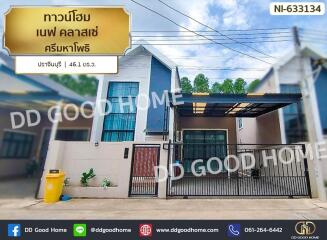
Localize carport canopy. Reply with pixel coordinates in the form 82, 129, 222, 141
170, 93, 302, 117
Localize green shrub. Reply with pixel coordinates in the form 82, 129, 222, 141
80, 168, 96, 187
101, 178, 112, 189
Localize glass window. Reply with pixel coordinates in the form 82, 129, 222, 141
55, 129, 89, 141
0, 131, 34, 158
280, 84, 307, 143
102, 82, 139, 142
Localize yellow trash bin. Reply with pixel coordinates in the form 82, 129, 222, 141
44, 170, 65, 203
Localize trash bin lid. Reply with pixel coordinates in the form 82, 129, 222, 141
46, 170, 65, 178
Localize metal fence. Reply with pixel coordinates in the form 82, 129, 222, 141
165, 142, 311, 197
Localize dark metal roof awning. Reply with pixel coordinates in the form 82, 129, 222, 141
171, 93, 302, 117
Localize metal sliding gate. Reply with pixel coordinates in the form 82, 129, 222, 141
129, 144, 160, 196
166, 142, 311, 198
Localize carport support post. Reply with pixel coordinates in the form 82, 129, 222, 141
293, 26, 326, 201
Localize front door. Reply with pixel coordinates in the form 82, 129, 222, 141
182, 130, 227, 173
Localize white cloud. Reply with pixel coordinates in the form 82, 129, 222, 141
222, 6, 249, 28
1, 0, 326, 83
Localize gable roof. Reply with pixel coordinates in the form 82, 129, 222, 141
254, 45, 327, 91
125, 43, 177, 70
121, 43, 181, 88
0, 51, 88, 103
274, 45, 327, 69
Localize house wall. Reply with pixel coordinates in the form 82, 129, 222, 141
91, 46, 178, 143
147, 67, 179, 142
254, 68, 281, 148
256, 112, 282, 144
257, 69, 277, 93
0, 106, 93, 178
58, 115, 93, 130
38, 140, 168, 198
91, 47, 152, 142
178, 117, 237, 144
0, 108, 51, 178
278, 57, 303, 85
237, 55, 314, 145
237, 114, 282, 145
237, 118, 257, 144
146, 57, 171, 134
237, 71, 282, 145
38, 115, 93, 161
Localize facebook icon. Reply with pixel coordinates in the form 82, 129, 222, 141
8, 224, 21, 237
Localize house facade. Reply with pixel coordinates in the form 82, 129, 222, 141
90, 44, 180, 143
39, 44, 323, 200
90, 45, 239, 149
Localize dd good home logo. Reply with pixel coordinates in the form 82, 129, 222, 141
295, 221, 316, 235
139, 224, 152, 237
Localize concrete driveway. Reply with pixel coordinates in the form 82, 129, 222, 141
0, 198, 326, 220
0, 177, 38, 199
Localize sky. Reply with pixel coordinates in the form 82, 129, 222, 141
1, 0, 326, 85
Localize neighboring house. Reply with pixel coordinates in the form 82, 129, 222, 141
43, 44, 312, 199
237, 46, 327, 180
0, 52, 93, 178
239, 46, 327, 145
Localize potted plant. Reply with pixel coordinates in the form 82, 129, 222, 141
80, 168, 96, 187
101, 178, 112, 189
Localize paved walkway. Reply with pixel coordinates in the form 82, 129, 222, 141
0, 198, 326, 220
